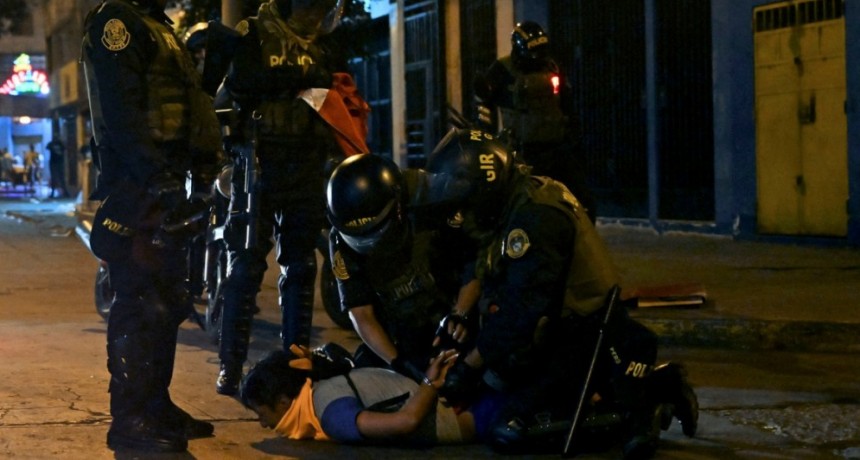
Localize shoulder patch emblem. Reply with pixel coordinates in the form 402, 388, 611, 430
102, 19, 131, 51
505, 228, 530, 259
447, 211, 464, 228
332, 250, 350, 280
235, 19, 251, 36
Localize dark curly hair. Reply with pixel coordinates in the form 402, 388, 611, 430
240, 344, 355, 409
240, 350, 308, 410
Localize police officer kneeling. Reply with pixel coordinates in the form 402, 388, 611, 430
325, 154, 478, 383
426, 128, 698, 458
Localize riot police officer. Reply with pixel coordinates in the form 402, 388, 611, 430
214, 0, 343, 395
426, 128, 698, 458
82, 0, 221, 452
325, 154, 478, 382
475, 21, 596, 222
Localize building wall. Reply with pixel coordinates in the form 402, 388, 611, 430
845, 2, 860, 242
712, 1, 859, 243
482, 0, 859, 243
0, 0, 52, 176
43, 0, 101, 196
513, 0, 548, 31
711, 2, 757, 236
0, 0, 47, 54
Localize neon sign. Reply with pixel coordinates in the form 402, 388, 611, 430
0, 53, 50, 96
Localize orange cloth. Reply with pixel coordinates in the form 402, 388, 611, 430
319, 72, 371, 156
274, 379, 330, 441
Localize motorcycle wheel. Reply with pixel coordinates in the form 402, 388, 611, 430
94, 264, 113, 321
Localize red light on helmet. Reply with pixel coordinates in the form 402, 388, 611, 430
551, 74, 560, 94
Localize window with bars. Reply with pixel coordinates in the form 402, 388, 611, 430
755, 0, 845, 32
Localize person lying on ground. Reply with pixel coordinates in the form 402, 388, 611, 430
240, 343, 522, 446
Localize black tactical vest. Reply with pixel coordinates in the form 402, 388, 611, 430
82, 1, 193, 145
480, 175, 618, 317
499, 57, 569, 144
236, 2, 332, 141
366, 230, 451, 355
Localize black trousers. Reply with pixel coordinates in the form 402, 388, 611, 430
106, 229, 188, 421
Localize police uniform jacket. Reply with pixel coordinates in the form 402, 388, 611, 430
332, 228, 466, 359
474, 173, 619, 368
82, 0, 220, 198
224, 0, 337, 197
329, 172, 475, 361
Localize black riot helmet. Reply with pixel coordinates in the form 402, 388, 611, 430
511, 21, 551, 69
425, 128, 516, 231
287, 0, 345, 35
183, 22, 208, 53
326, 154, 406, 254
182, 22, 208, 72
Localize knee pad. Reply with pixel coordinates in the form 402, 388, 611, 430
108, 294, 173, 337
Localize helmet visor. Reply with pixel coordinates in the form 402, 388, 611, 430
340, 216, 392, 254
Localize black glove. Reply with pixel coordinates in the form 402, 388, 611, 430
310, 343, 355, 381
390, 355, 426, 383
434, 313, 477, 353
160, 193, 213, 235
438, 358, 483, 406
148, 173, 185, 209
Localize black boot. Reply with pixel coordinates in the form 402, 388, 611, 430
621, 404, 663, 460
149, 389, 217, 439
649, 362, 699, 437
107, 414, 188, 453
217, 276, 256, 396
148, 298, 215, 438
489, 416, 531, 454
216, 361, 244, 396
278, 254, 316, 350
106, 327, 187, 453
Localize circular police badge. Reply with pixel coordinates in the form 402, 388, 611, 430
332, 250, 350, 280
505, 228, 530, 259
102, 19, 131, 51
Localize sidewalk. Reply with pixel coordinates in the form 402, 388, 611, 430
601, 224, 860, 353
3, 196, 859, 353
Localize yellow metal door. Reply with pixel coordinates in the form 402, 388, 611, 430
754, 1, 847, 236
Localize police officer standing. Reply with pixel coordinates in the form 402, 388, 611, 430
427, 129, 697, 458
325, 154, 478, 382
82, 0, 221, 452
214, 0, 343, 395
475, 21, 596, 222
